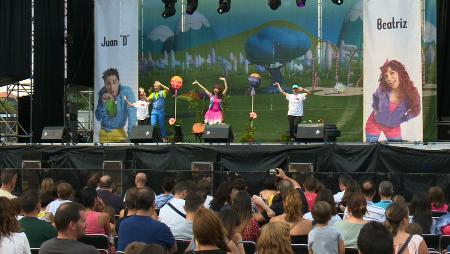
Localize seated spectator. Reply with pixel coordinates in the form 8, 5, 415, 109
406, 223, 423, 235
19, 191, 57, 248
184, 208, 230, 254
338, 178, 358, 212
0, 197, 30, 253
409, 192, 432, 234
360, 180, 376, 206
197, 178, 213, 208
334, 192, 367, 248
0, 169, 17, 199
38, 191, 55, 221
270, 189, 312, 243
210, 181, 233, 212
86, 173, 102, 190
433, 213, 450, 235
232, 191, 260, 242
155, 176, 175, 209
123, 172, 148, 202
159, 181, 192, 230
117, 187, 176, 252
303, 175, 317, 212
39, 202, 98, 254
393, 194, 406, 203
219, 209, 245, 254
364, 181, 393, 222
171, 191, 204, 241
428, 186, 448, 213
256, 222, 293, 254
303, 189, 342, 225
97, 174, 124, 214
46, 182, 73, 221
357, 221, 394, 254
258, 172, 278, 206
123, 242, 146, 254
79, 187, 111, 235
385, 202, 428, 254
334, 174, 352, 204
40, 177, 56, 196
308, 201, 345, 254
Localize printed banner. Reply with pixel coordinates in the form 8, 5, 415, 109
363, 0, 423, 142
94, 0, 138, 143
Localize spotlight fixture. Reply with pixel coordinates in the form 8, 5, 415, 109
331, 0, 343, 5
217, 0, 231, 14
162, 0, 176, 18
268, 0, 281, 10
296, 0, 306, 7
186, 0, 198, 15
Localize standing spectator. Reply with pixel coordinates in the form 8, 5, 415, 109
0, 169, 17, 199
155, 176, 175, 209
334, 174, 352, 204
19, 191, 57, 248
79, 187, 111, 235
270, 189, 312, 243
39, 202, 98, 254
409, 192, 433, 234
357, 221, 394, 254
257, 222, 293, 254
428, 186, 448, 212
117, 187, 176, 252
232, 191, 260, 242
385, 202, 428, 254
0, 197, 30, 254
159, 181, 191, 230
303, 189, 342, 225
97, 175, 124, 214
360, 180, 376, 205
184, 208, 230, 254
171, 191, 204, 241
219, 209, 245, 254
46, 182, 73, 221
308, 201, 345, 254
303, 175, 317, 212
334, 193, 367, 248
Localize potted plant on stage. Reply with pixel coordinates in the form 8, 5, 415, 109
240, 73, 261, 144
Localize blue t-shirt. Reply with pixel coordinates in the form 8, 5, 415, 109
117, 215, 175, 251
372, 200, 393, 210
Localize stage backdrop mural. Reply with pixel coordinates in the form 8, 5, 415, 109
94, 0, 138, 143
138, 0, 436, 142
363, 0, 423, 142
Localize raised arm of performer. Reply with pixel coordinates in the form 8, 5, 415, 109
123, 96, 134, 107
192, 80, 212, 97
155, 81, 170, 91
299, 86, 311, 97
275, 82, 288, 97
220, 77, 228, 95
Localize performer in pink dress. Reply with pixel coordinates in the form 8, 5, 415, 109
193, 78, 229, 125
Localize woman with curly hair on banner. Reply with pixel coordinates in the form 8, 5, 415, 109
365, 60, 421, 142
192, 77, 228, 125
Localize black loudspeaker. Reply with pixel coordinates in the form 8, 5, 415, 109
41, 126, 70, 143
129, 125, 160, 143
296, 123, 324, 142
437, 121, 450, 141
203, 124, 234, 143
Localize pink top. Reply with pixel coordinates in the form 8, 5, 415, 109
210, 96, 222, 112
304, 192, 317, 212
431, 203, 448, 213
85, 211, 106, 235
389, 101, 399, 112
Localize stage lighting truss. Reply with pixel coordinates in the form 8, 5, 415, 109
331, 0, 343, 5
162, 0, 177, 18
268, 0, 281, 10
217, 0, 231, 14
186, 0, 198, 15
296, 0, 306, 7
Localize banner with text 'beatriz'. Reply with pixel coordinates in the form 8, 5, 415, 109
94, 0, 138, 143
363, 0, 422, 142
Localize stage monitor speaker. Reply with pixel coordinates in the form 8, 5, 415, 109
41, 126, 70, 143
129, 125, 160, 143
203, 124, 234, 143
296, 123, 324, 142
437, 121, 450, 141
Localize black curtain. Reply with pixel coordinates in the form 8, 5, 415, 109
67, 0, 94, 87
437, 0, 450, 117
0, 0, 31, 80
33, 0, 65, 141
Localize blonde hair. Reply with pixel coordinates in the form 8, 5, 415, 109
257, 222, 293, 254
40, 177, 54, 193
283, 189, 303, 222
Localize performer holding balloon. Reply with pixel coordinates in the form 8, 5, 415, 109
192, 77, 228, 125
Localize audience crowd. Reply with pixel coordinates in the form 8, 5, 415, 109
0, 167, 449, 254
